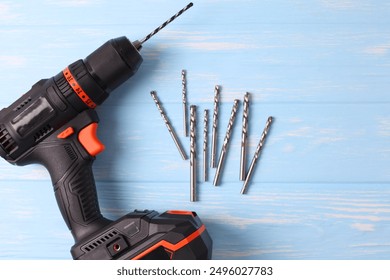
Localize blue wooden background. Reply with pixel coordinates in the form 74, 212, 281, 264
0, 0, 389, 260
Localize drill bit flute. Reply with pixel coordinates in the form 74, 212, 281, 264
190, 105, 197, 201
213, 99, 240, 186
182, 70, 188, 137
203, 109, 209, 181
210, 85, 220, 168
240, 92, 250, 181
150, 91, 188, 160
138, 2, 194, 46
241, 116, 273, 194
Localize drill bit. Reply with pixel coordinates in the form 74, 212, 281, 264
190, 105, 197, 202
210, 85, 220, 168
203, 109, 209, 181
240, 92, 250, 181
138, 2, 194, 46
150, 91, 188, 160
241, 116, 273, 195
182, 70, 188, 137
213, 99, 240, 186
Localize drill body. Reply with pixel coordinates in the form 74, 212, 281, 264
0, 36, 212, 260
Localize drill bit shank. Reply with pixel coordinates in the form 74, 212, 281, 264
213, 99, 240, 186
240, 92, 250, 181
190, 105, 197, 202
241, 116, 273, 194
150, 91, 188, 160
210, 85, 220, 168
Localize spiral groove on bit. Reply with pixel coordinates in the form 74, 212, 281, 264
190, 105, 197, 202
139, 2, 194, 45
240, 92, 250, 181
254, 116, 272, 159
241, 116, 273, 194
150, 91, 169, 128
203, 109, 209, 181
213, 99, 240, 186
150, 91, 188, 160
190, 106, 196, 157
182, 70, 188, 137
210, 85, 220, 168
221, 100, 239, 153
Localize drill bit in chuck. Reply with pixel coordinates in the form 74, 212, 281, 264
190, 105, 197, 202
210, 85, 220, 168
182, 70, 188, 137
203, 109, 209, 181
241, 116, 273, 195
150, 91, 188, 160
240, 92, 250, 181
213, 99, 240, 186
138, 2, 194, 46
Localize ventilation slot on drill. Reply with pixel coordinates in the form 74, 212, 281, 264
33, 124, 53, 142
82, 229, 119, 252
13, 97, 32, 112
0, 125, 17, 154
64, 145, 77, 161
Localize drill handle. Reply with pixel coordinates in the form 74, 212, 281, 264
20, 110, 111, 242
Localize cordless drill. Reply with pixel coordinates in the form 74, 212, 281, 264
0, 3, 212, 260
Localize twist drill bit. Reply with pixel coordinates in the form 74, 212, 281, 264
138, 2, 194, 46
150, 91, 188, 160
190, 105, 197, 202
182, 70, 188, 137
210, 85, 220, 168
213, 99, 240, 186
203, 109, 209, 181
241, 116, 273, 195
240, 92, 250, 181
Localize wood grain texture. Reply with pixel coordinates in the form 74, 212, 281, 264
0, 0, 389, 259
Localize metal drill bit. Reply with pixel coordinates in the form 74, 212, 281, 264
138, 2, 194, 45
210, 85, 220, 168
190, 105, 197, 202
150, 91, 188, 160
213, 99, 240, 186
241, 116, 273, 195
240, 92, 250, 181
182, 70, 188, 137
203, 109, 209, 181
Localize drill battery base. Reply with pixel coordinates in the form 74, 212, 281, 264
71, 210, 212, 260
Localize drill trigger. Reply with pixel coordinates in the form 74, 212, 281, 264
78, 123, 105, 157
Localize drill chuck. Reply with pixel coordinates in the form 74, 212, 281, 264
84, 36, 143, 94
